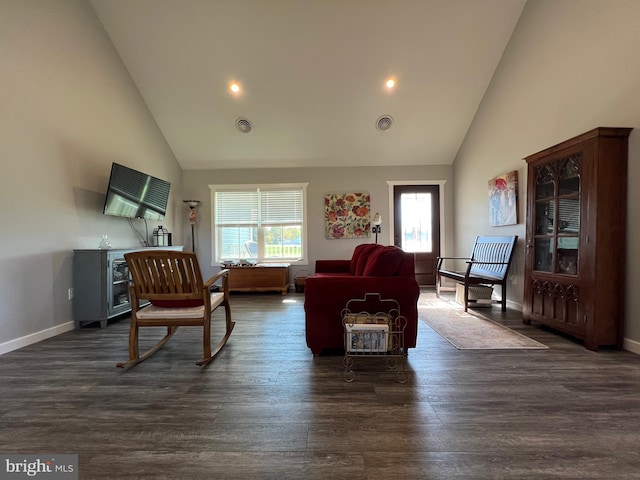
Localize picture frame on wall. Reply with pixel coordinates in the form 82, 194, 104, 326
488, 170, 518, 226
324, 192, 371, 239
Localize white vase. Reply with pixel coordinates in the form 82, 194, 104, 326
98, 234, 112, 249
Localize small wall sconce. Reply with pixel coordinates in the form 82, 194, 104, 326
372, 212, 382, 243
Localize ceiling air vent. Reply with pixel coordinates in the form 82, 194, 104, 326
376, 115, 393, 132
235, 117, 253, 134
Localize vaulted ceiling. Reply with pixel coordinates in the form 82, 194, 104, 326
90, 0, 526, 170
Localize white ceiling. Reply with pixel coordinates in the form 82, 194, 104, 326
90, 0, 526, 170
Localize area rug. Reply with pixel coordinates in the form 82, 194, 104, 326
418, 293, 547, 350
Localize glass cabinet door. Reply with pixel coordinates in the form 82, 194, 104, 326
110, 258, 131, 311
533, 153, 582, 275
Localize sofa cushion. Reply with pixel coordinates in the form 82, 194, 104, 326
362, 245, 406, 276
352, 243, 383, 276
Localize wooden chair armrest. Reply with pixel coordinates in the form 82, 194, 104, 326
204, 268, 230, 289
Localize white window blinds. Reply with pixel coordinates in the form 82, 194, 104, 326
211, 184, 307, 263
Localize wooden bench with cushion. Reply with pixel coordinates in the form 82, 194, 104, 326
436, 235, 518, 312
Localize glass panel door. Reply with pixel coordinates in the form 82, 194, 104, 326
393, 185, 440, 286
111, 258, 130, 310
532, 153, 582, 275
534, 238, 553, 272
399, 192, 433, 253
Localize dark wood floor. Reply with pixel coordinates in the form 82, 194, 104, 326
1, 289, 640, 479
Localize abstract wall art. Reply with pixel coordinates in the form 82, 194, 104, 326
488, 170, 518, 226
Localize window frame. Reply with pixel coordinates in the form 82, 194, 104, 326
209, 183, 309, 265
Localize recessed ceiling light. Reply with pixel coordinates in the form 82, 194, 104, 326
385, 78, 396, 90
229, 82, 241, 94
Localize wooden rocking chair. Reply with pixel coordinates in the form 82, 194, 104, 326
117, 250, 234, 368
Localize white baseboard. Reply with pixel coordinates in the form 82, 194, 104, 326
507, 299, 523, 312
0, 321, 75, 356
623, 337, 640, 355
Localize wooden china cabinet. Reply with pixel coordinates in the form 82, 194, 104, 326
522, 127, 631, 350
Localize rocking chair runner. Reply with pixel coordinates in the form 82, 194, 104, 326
117, 250, 234, 368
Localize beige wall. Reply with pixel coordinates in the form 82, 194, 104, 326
452, 0, 640, 351
183, 165, 454, 282
0, 0, 182, 352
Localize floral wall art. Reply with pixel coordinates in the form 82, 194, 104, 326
324, 192, 371, 239
488, 170, 518, 226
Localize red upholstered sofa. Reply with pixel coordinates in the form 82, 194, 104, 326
304, 243, 420, 355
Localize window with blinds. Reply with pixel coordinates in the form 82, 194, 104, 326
211, 183, 307, 263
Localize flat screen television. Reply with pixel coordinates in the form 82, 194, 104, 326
102, 163, 171, 220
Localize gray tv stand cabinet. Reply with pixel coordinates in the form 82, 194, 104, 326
73, 246, 183, 328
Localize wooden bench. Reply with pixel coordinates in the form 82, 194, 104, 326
436, 235, 518, 312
